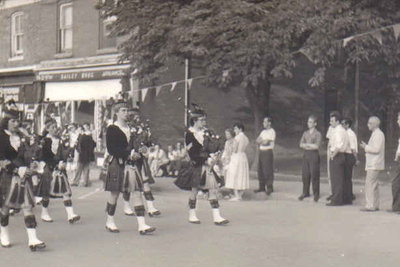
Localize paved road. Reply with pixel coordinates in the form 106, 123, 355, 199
1, 176, 400, 267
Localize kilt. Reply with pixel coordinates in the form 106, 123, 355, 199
174, 161, 220, 191
49, 170, 72, 198
123, 165, 143, 193
36, 166, 72, 198
4, 172, 35, 209
138, 158, 155, 184
104, 157, 125, 192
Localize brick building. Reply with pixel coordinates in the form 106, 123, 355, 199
0, 0, 134, 145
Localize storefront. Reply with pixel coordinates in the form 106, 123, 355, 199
35, 64, 132, 151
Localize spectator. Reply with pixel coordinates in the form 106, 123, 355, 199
148, 144, 169, 177
72, 122, 96, 186
167, 145, 179, 177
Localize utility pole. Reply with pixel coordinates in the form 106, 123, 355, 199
354, 61, 360, 136
184, 58, 190, 128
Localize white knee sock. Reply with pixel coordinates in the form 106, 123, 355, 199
189, 209, 200, 222
124, 200, 134, 214
106, 215, 118, 230
0, 226, 10, 247
212, 208, 226, 223
41, 207, 53, 221
146, 200, 158, 213
26, 228, 43, 246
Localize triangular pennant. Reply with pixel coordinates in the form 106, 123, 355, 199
141, 88, 149, 102
155, 86, 162, 96
187, 79, 193, 90
77, 100, 82, 108
370, 31, 382, 45
170, 82, 177, 92
343, 37, 354, 47
393, 24, 400, 40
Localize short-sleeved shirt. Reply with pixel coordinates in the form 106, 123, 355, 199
329, 125, 349, 153
300, 129, 321, 150
258, 128, 276, 151
345, 128, 358, 154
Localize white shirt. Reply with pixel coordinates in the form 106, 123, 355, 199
258, 128, 276, 151
396, 138, 400, 157
346, 128, 358, 154
114, 121, 131, 143
365, 128, 385, 171
5, 130, 21, 151
189, 127, 204, 146
329, 125, 349, 153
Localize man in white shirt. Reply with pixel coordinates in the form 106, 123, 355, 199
255, 117, 275, 195
342, 118, 358, 204
360, 116, 385, 212
326, 111, 349, 206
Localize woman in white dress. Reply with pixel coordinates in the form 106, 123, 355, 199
225, 123, 250, 201
221, 128, 236, 178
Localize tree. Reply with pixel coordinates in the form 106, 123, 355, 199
98, 0, 400, 134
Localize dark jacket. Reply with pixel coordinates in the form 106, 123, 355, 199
77, 134, 96, 164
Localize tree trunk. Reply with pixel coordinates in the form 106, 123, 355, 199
245, 78, 271, 171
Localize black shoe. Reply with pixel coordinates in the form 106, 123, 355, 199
68, 215, 81, 224
189, 220, 201, 224
71, 183, 78, 187
253, 189, 266, 193
352, 194, 356, 201
298, 194, 310, 201
326, 195, 332, 201
29, 242, 46, 252
360, 208, 378, 212
124, 211, 136, 216
266, 189, 273, 196
105, 226, 120, 233
326, 202, 341, 206
214, 219, 229, 226
148, 210, 161, 217
139, 227, 156, 235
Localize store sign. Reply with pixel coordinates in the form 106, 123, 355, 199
36, 69, 126, 82
0, 87, 19, 102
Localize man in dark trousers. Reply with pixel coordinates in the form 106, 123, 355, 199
326, 111, 349, 206
342, 118, 358, 204
298, 115, 321, 202
72, 123, 96, 187
255, 117, 276, 195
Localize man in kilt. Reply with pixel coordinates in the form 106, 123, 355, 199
0, 109, 46, 251
104, 101, 155, 235
122, 108, 161, 217
174, 108, 229, 225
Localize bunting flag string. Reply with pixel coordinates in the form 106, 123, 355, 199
141, 88, 149, 102
370, 31, 383, 45
187, 79, 193, 90
155, 86, 162, 96
343, 37, 354, 47
170, 82, 177, 92
393, 24, 400, 40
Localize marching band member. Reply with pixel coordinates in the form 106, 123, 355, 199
0, 110, 45, 251
36, 119, 80, 223
104, 101, 155, 234
174, 107, 229, 225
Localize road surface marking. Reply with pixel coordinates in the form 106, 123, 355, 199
78, 188, 102, 200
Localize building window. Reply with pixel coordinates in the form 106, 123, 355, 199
59, 3, 73, 52
99, 17, 117, 49
11, 12, 23, 57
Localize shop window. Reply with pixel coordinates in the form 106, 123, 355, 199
11, 12, 24, 57
58, 3, 73, 53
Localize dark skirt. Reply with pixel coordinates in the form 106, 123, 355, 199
104, 157, 125, 192
36, 166, 72, 198
139, 159, 155, 184
175, 161, 221, 191
49, 170, 72, 198
0, 170, 12, 207
36, 167, 52, 198
4, 173, 35, 209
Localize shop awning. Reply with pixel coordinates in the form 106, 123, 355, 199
44, 80, 121, 101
